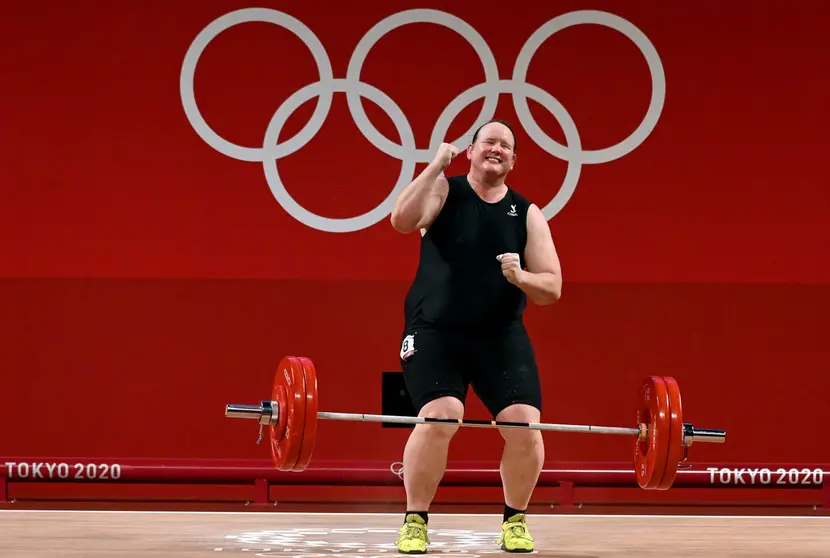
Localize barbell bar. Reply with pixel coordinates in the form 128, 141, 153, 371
227, 404, 726, 443
225, 355, 726, 490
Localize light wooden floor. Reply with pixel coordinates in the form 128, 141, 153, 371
0, 511, 827, 557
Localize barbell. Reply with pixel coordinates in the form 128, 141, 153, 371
225, 356, 726, 490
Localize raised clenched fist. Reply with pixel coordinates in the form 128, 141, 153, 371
497, 253, 524, 285
432, 142, 460, 170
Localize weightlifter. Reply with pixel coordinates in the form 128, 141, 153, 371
389, 119, 563, 553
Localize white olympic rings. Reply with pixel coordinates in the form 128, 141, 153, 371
180, 8, 665, 233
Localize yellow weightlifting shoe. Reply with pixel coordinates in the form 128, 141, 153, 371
497, 513, 534, 553
396, 513, 430, 554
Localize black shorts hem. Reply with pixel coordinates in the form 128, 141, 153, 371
484, 398, 543, 419
409, 390, 467, 416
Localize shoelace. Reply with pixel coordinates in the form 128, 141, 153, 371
402, 523, 427, 541
506, 523, 529, 538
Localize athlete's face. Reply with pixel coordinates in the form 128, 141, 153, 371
467, 123, 516, 177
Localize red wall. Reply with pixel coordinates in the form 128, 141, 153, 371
2, 1, 829, 473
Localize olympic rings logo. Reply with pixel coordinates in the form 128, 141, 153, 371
180, 8, 665, 233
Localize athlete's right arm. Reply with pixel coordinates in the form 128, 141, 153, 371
390, 143, 458, 233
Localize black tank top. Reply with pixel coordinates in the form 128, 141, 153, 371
404, 175, 532, 332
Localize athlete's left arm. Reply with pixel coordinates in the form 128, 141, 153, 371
517, 203, 562, 305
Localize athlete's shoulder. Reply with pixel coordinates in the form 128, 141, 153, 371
445, 174, 469, 189
506, 185, 533, 211
441, 174, 475, 204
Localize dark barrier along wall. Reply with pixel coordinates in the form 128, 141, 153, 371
2, 279, 827, 467
3, 459, 828, 512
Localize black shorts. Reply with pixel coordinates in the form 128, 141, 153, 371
398, 321, 542, 418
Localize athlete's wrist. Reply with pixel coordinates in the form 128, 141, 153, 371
514, 270, 562, 305
512, 268, 530, 286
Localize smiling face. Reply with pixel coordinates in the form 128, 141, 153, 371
467, 121, 517, 179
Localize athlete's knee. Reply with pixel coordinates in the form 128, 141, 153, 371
497, 404, 543, 447
416, 396, 464, 439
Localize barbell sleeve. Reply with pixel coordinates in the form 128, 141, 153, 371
683, 424, 727, 445
226, 404, 264, 421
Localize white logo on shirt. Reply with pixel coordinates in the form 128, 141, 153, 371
507, 204, 518, 217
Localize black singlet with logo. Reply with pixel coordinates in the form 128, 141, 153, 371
403, 174, 532, 332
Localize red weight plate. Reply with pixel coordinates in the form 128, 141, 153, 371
656, 376, 685, 490
293, 356, 319, 472
270, 356, 307, 471
634, 376, 670, 489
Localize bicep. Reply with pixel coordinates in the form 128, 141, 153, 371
416, 176, 450, 230
523, 204, 561, 275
